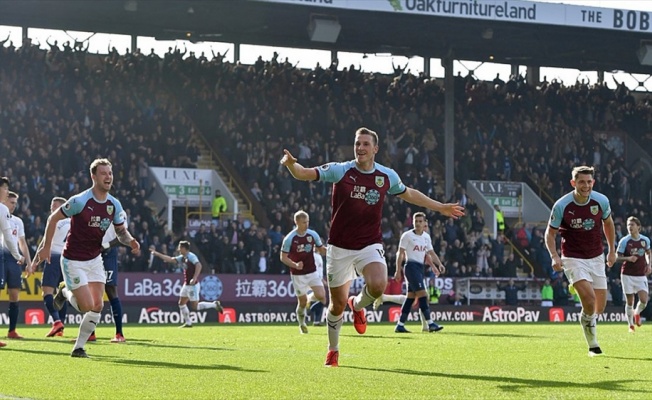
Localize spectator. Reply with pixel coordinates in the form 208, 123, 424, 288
497, 279, 526, 306
540, 278, 554, 307
233, 241, 248, 274
499, 252, 519, 278
211, 190, 228, 226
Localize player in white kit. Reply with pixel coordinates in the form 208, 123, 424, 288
0, 178, 24, 347
394, 212, 445, 333
26, 197, 70, 337
2, 191, 31, 339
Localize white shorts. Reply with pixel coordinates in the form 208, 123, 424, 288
562, 254, 607, 290
326, 243, 386, 288
291, 271, 324, 297
180, 283, 201, 302
621, 274, 649, 295
61, 255, 106, 290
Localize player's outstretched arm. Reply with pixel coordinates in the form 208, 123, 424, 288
150, 246, 174, 264
398, 187, 464, 218
280, 149, 317, 181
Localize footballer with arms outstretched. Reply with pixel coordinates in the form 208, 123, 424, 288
151, 240, 223, 327
281, 127, 464, 367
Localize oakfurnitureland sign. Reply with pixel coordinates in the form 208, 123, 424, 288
256, 0, 652, 33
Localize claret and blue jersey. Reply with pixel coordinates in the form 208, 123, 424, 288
174, 252, 200, 285
60, 188, 126, 261
315, 161, 406, 250
281, 228, 323, 275
549, 190, 611, 259
617, 234, 651, 276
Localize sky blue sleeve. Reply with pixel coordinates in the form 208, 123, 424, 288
316, 162, 348, 183
595, 193, 612, 220
110, 196, 126, 225
308, 229, 323, 247
616, 236, 629, 254
188, 252, 200, 264
549, 201, 564, 229
645, 236, 651, 252
375, 164, 406, 195
281, 232, 295, 253
386, 168, 406, 195
174, 255, 183, 263
61, 192, 87, 217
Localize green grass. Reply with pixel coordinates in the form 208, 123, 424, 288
1, 322, 651, 399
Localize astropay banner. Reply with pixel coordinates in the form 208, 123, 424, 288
10, 303, 634, 325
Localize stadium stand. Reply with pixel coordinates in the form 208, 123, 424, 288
2, 37, 652, 296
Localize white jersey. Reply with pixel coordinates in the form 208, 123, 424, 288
398, 229, 433, 264
50, 218, 71, 255
7, 214, 25, 245
0, 203, 21, 260
102, 210, 127, 246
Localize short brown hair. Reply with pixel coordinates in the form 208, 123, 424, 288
178, 240, 191, 250
413, 211, 427, 221
8, 191, 18, 199
627, 216, 641, 227
571, 166, 594, 180
355, 127, 379, 146
90, 158, 112, 175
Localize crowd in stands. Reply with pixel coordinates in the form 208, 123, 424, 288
0, 38, 198, 271
2, 39, 652, 299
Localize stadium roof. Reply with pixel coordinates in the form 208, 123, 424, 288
2, 0, 652, 75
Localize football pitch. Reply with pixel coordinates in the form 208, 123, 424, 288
1, 322, 650, 399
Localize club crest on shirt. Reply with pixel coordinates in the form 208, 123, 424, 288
307, 236, 312, 243
107, 205, 114, 215
590, 205, 598, 215
375, 176, 385, 187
